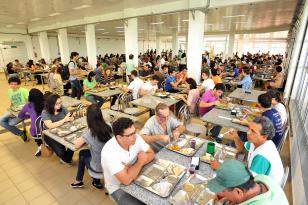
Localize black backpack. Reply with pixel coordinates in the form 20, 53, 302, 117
61, 61, 74, 80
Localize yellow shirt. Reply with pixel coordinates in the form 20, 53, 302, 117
212, 76, 222, 85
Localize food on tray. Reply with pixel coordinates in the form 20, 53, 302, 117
58, 130, 70, 136
180, 148, 194, 155
172, 190, 190, 205
152, 181, 172, 196
183, 183, 194, 193
216, 103, 235, 110
70, 126, 77, 132
135, 175, 153, 187
166, 175, 178, 185
232, 118, 242, 124
197, 190, 215, 205
170, 144, 181, 151
169, 165, 184, 177
201, 153, 215, 162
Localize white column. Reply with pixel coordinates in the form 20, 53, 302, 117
227, 33, 235, 58
156, 33, 161, 55
124, 18, 138, 66
85, 24, 97, 68
24, 35, 35, 60
38, 31, 51, 63
172, 29, 178, 56
57, 28, 70, 64
187, 10, 205, 84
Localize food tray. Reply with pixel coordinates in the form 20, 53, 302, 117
170, 174, 215, 205
64, 128, 87, 144
166, 135, 205, 157
153, 92, 170, 98
134, 158, 186, 198
200, 143, 237, 164
215, 103, 235, 111
89, 87, 108, 93
49, 120, 86, 137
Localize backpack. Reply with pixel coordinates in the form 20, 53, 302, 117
61, 61, 75, 80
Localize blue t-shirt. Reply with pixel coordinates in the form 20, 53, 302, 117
165, 76, 176, 92
237, 75, 252, 90
233, 68, 239, 78
262, 109, 284, 147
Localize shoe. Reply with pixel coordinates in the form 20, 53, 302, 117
35, 145, 42, 157
92, 181, 103, 190
71, 181, 84, 188
21, 131, 30, 142
60, 159, 73, 167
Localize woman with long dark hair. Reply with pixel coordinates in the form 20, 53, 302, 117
83, 71, 105, 107
71, 104, 112, 189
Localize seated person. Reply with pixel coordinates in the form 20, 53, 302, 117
267, 89, 287, 126
201, 69, 215, 92
102, 67, 115, 84
139, 74, 160, 97
212, 117, 284, 185
83, 71, 104, 108
140, 103, 186, 152
121, 70, 144, 100
42, 94, 75, 166
211, 68, 222, 85
161, 64, 169, 78
229, 63, 240, 79
153, 67, 165, 89
101, 117, 155, 205
176, 66, 188, 82
208, 160, 289, 205
165, 68, 184, 93
139, 63, 152, 80
265, 66, 284, 90
231, 67, 252, 90
94, 64, 104, 83
0, 77, 29, 141
6, 62, 18, 78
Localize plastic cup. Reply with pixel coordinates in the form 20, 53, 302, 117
206, 142, 215, 155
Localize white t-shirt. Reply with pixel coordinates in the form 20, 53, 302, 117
128, 77, 144, 100
141, 81, 158, 96
101, 135, 150, 194
274, 103, 287, 126
202, 79, 215, 91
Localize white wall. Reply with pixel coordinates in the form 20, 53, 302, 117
0, 42, 28, 67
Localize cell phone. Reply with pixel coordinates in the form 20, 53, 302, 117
191, 157, 200, 170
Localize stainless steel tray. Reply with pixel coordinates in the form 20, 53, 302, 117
200, 143, 237, 164
134, 158, 186, 198
64, 128, 87, 144
166, 135, 205, 157
49, 120, 87, 137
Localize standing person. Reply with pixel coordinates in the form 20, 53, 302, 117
0, 77, 29, 141
126, 54, 136, 83
83, 71, 105, 108
71, 104, 112, 189
18, 89, 45, 156
101, 118, 155, 204
68, 52, 83, 100
41, 94, 75, 166
53, 67, 64, 96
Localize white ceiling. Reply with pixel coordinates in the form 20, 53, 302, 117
0, 0, 298, 38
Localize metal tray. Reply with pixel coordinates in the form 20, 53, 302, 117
49, 120, 87, 137
170, 174, 215, 205
215, 103, 235, 111
200, 143, 237, 164
64, 128, 87, 144
166, 135, 205, 157
89, 87, 108, 93
134, 158, 186, 198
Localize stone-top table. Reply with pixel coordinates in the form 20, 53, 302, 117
130, 95, 180, 110
228, 88, 265, 103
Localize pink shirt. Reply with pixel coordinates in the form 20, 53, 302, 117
199, 90, 219, 116
187, 89, 200, 114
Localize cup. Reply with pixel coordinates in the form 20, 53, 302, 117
206, 142, 215, 155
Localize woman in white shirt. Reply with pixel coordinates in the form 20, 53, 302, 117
267, 89, 287, 126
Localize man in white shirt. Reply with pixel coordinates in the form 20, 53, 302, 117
139, 75, 160, 97
101, 118, 155, 205
201, 69, 215, 92
122, 70, 144, 100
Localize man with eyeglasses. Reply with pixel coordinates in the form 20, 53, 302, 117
101, 117, 154, 205
140, 103, 186, 152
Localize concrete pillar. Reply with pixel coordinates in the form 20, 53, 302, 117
57, 28, 70, 64
24, 35, 35, 61
187, 10, 205, 84
124, 18, 138, 66
85, 24, 97, 68
172, 29, 178, 56
156, 33, 161, 55
227, 33, 235, 58
38, 31, 51, 63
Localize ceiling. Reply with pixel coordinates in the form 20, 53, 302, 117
0, 0, 298, 39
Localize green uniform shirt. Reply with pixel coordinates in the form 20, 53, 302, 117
126, 59, 135, 74
83, 79, 97, 97
8, 88, 29, 107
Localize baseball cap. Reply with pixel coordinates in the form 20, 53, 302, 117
208, 160, 251, 193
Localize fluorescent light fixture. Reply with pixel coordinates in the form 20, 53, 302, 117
150, 21, 164, 25
49, 12, 61, 17
139, 29, 144, 30
168, 26, 182, 29
102, 32, 109, 34
16, 22, 24, 25
30, 18, 41, 21
6, 25, 13, 28
233, 21, 248, 24
114, 26, 124, 29
97, 28, 105, 31
116, 30, 124, 32
182, 19, 189, 22
223, 15, 245, 18
73, 4, 91, 10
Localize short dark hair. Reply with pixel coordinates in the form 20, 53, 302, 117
45, 94, 61, 114
210, 60, 216, 69
70, 52, 79, 59
211, 68, 219, 76
201, 69, 210, 77
112, 117, 134, 136
154, 67, 159, 72
253, 116, 276, 140
129, 54, 134, 59
243, 67, 250, 75
214, 83, 226, 92
151, 74, 160, 81
267, 89, 283, 103
87, 71, 96, 82
258, 93, 272, 108
276, 66, 282, 72
230, 63, 236, 68
186, 78, 197, 89
130, 70, 138, 77
8, 76, 21, 85
179, 66, 187, 72
162, 64, 169, 69
168, 67, 175, 75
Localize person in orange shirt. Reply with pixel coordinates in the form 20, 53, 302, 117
211, 69, 222, 85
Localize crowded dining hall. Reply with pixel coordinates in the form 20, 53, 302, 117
0, 0, 307, 204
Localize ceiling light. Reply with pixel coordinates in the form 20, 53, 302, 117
114, 26, 124, 29
97, 28, 105, 31
30, 18, 41, 21
73, 4, 91, 10
49, 12, 61, 17
182, 19, 189, 22
139, 29, 144, 30
168, 26, 182, 29
150, 22, 164, 25
116, 30, 124, 32
233, 21, 248, 24
223, 15, 245, 18
16, 22, 24, 25
6, 25, 13, 28
102, 32, 109, 34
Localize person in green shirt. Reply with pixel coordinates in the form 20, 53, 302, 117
126, 54, 136, 82
208, 160, 289, 205
0, 76, 29, 141
83, 71, 104, 108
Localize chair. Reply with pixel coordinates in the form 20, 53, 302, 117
122, 93, 148, 116
110, 93, 125, 111
277, 127, 289, 153
34, 115, 44, 142
280, 166, 289, 189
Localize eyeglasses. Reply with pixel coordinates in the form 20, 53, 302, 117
55, 101, 62, 105
121, 131, 136, 138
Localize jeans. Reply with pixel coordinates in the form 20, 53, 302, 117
111, 189, 146, 205
70, 79, 83, 100
86, 95, 105, 108
0, 112, 23, 136
75, 149, 101, 182
237, 131, 248, 142
44, 135, 74, 163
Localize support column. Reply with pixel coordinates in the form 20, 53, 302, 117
85, 24, 97, 68
156, 33, 161, 55
227, 33, 235, 58
24, 35, 35, 61
38, 31, 51, 63
124, 18, 138, 66
172, 29, 178, 56
187, 10, 205, 84
57, 28, 70, 64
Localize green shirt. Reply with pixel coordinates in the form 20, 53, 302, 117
8, 88, 29, 107
240, 175, 289, 205
126, 59, 135, 74
83, 79, 97, 97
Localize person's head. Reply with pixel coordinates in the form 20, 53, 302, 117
210, 60, 216, 69
129, 54, 134, 60
153, 67, 160, 73
267, 89, 283, 105
179, 66, 187, 74
247, 116, 275, 145
155, 103, 170, 124
150, 75, 160, 86
143, 63, 149, 71
186, 78, 197, 90
87, 71, 96, 82
276, 66, 282, 73
14, 59, 19, 63
45, 94, 62, 114
87, 104, 112, 143
258, 93, 272, 109
168, 67, 177, 76
211, 68, 219, 76
28, 88, 44, 115
162, 65, 169, 73
230, 63, 236, 69
7, 62, 13, 68
130, 70, 138, 79
213, 83, 225, 97
70, 52, 79, 61
112, 117, 137, 147
201, 69, 210, 80
8, 76, 21, 90
242, 66, 250, 76
208, 160, 256, 204
105, 67, 112, 76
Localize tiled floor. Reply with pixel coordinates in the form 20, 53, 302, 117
0, 73, 292, 204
